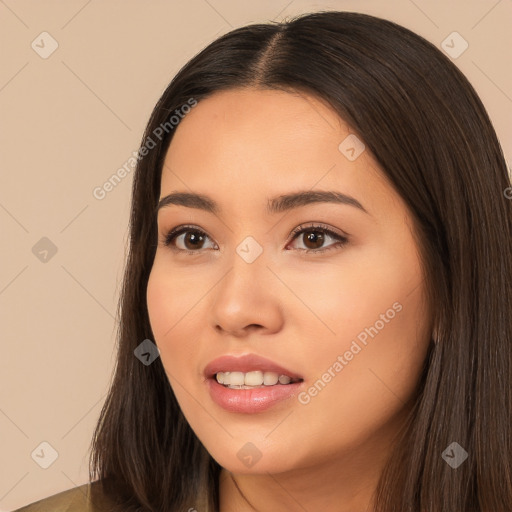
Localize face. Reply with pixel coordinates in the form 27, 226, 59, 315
146, 88, 432, 476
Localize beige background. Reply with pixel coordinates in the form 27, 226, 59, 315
1, 0, 511, 510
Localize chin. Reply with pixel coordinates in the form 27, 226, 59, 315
202, 437, 304, 476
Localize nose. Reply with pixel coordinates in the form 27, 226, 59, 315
210, 251, 284, 338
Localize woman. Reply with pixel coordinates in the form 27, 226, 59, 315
16, 10, 512, 512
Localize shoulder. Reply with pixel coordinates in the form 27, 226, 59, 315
12, 480, 113, 512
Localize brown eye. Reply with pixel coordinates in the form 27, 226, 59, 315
164, 226, 216, 253
179, 231, 207, 250
301, 230, 326, 250
288, 224, 349, 254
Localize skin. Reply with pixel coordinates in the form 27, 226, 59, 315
146, 88, 433, 511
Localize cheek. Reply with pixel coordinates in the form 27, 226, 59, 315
146, 263, 202, 418
146, 262, 191, 371
282, 239, 425, 356
146, 262, 220, 449
338, 240, 428, 374
146, 256, 198, 342
302, 241, 428, 414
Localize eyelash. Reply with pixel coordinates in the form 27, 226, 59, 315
162, 223, 349, 256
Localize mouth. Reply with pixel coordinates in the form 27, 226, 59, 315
203, 353, 305, 413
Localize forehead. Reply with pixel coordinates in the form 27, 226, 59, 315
165, 87, 347, 164
159, 88, 398, 219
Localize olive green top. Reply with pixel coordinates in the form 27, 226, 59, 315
13, 481, 113, 512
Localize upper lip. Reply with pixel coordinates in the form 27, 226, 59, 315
204, 354, 303, 380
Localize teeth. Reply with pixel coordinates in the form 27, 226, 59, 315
215, 371, 299, 387
263, 372, 279, 385
244, 371, 263, 386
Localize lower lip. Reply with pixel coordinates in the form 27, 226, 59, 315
206, 377, 304, 413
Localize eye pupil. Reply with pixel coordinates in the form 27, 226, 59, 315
184, 232, 204, 250
304, 230, 324, 249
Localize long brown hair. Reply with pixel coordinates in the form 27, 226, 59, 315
89, 11, 512, 511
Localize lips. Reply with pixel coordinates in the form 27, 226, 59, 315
204, 353, 305, 413
204, 353, 303, 381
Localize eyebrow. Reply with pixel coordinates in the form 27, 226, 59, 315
156, 190, 369, 216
